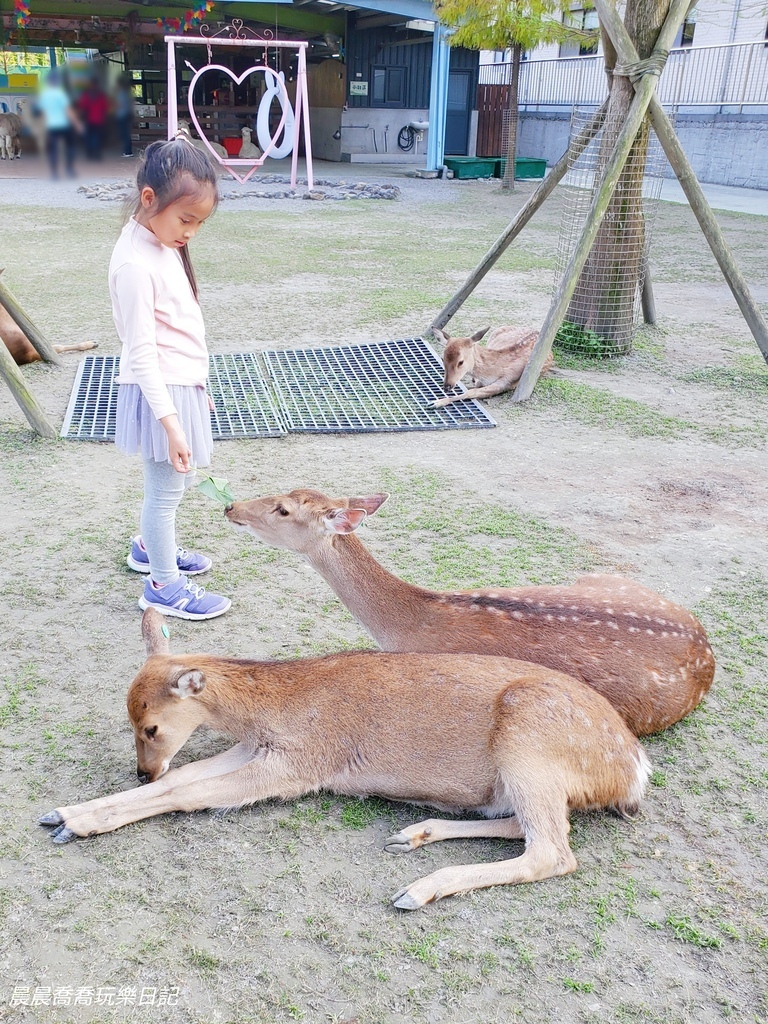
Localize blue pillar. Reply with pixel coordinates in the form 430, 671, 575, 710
426, 23, 450, 171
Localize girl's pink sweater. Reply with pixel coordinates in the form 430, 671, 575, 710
109, 217, 208, 421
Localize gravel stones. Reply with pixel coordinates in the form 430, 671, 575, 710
76, 175, 400, 203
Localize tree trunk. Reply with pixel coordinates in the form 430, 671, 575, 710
565, 0, 668, 355
501, 43, 522, 191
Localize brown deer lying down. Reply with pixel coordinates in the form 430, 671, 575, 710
429, 325, 554, 407
0, 292, 97, 365
225, 490, 715, 737
40, 609, 650, 910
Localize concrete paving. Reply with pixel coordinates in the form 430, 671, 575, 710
659, 177, 768, 217
2, 150, 766, 216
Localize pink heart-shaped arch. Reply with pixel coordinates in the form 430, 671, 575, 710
186, 63, 291, 184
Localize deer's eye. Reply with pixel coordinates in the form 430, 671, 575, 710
457, 360, 464, 367
275, 505, 290, 516
145, 726, 158, 740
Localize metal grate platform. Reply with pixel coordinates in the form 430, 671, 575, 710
262, 338, 495, 433
207, 352, 285, 439
61, 353, 286, 442
61, 340, 495, 441
60, 354, 120, 441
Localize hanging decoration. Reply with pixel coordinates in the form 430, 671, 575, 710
14, 0, 31, 30
157, 2, 214, 35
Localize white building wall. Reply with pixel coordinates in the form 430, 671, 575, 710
483, 2, 768, 63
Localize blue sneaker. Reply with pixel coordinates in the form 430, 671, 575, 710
127, 536, 212, 575
138, 575, 231, 620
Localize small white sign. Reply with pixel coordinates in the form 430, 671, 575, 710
349, 81, 368, 96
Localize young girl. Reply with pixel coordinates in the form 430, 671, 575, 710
110, 138, 230, 620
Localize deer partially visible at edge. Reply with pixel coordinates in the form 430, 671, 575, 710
430, 325, 554, 407
0, 272, 97, 365
40, 609, 651, 910
225, 489, 715, 737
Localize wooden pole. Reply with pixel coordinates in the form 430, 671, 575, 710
0, 334, 58, 438
430, 102, 608, 333
595, 0, 768, 363
0, 271, 62, 366
513, 0, 693, 403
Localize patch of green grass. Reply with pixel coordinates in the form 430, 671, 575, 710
665, 914, 723, 949
0, 663, 43, 729
402, 930, 444, 969
531, 378, 695, 439
682, 365, 768, 397
377, 467, 599, 588
693, 571, 768, 739
338, 796, 395, 830
185, 945, 223, 971
563, 977, 595, 993
529, 377, 767, 448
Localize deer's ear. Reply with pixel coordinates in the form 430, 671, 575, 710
168, 670, 206, 699
142, 608, 170, 657
470, 327, 490, 343
346, 493, 388, 517
323, 508, 368, 534
432, 328, 450, 347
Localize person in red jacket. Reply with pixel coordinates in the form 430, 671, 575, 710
78, 76, 109, 160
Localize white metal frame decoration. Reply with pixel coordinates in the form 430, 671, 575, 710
165, 19, 313, 188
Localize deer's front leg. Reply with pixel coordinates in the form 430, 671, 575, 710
428, 379, 510, 408
39, 744, 309, 842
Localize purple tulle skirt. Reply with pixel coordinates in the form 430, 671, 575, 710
115, 384, 214, 467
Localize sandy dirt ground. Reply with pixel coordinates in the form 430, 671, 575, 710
0, 162, 767, 1024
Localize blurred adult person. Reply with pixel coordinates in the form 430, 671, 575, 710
38, 69, 82, 179
114, 74, 135, 158
79, 76, 109, 160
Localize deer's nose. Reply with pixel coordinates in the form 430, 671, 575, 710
137, 770, 149, 785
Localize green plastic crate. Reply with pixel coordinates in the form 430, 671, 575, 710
443, 157, 497, 179
495, 157, 548, 180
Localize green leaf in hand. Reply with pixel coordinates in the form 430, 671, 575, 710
196, 472, 235, 505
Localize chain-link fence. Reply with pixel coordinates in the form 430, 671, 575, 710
553, 107, 666, 358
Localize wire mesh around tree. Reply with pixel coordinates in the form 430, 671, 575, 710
500, 109, 517, 189
553, 106, 666, 358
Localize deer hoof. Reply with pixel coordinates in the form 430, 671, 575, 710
50, 823, 79, 844
392, 885, 425, 911
384, 831, 418, 854
39, 809, 64, 826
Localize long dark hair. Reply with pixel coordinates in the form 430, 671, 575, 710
131, 138, 218, 300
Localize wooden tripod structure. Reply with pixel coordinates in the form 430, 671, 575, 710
431, 0, 768, 403
0, 271, 59, 439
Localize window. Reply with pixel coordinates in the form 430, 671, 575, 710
675, 7, 697, 47
371, 65, 407, 107
560, 8, 600, 58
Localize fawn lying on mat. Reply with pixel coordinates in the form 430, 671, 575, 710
225, 489, 715, 737
41, 609, 650, 909
429, 325, 554, 407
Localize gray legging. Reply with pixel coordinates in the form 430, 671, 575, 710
141, 457, 195, 585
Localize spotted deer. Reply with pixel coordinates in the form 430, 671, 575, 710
225, 490, 715, 737
40, 609, 650, 910
430, 325, 554, 407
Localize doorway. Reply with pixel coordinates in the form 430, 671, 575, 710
444, 69, 472, 156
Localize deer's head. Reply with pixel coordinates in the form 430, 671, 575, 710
225, 488, 389, 555
433, 327, 489, 390
127, 610, 211, 783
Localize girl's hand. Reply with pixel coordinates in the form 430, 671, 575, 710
160, 414, 192, 473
